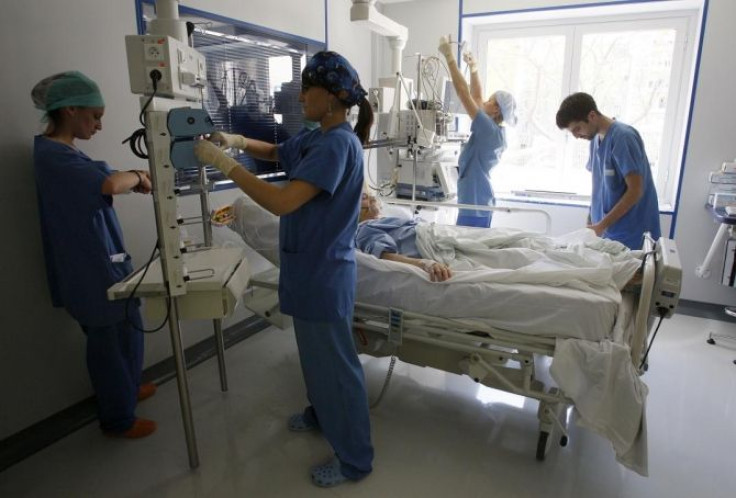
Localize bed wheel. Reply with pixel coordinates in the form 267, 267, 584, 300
707, 338, 716, 345
536, 431, 550, 461
560, 435, 568, 447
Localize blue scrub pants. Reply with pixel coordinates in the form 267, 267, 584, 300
457, 212, 492, 228
293, 315, 373, 480
81, 310, 144, 433
457, 197, 495, 228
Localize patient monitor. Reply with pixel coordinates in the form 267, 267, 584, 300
652, 237, 682, 318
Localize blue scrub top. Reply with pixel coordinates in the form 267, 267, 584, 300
587, 121, 661, 250
33, 136, 136, 327
457, 112, 506, 218
277, 123, 364, 321
356, 217, 420, 259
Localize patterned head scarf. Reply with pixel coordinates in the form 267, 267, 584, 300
301, 51, 367, 107
31, 71, 105, 112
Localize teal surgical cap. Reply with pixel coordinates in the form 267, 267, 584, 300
31, 71, 105, 112
493, 90, 517, 127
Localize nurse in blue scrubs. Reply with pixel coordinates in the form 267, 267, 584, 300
195, 51, 374, 488
555, 92, 661, 249
438, 36, 518, 228
31, 71, 157, 438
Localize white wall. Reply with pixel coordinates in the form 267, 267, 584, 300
381, 0, 736, 305
328, 0, 374, 88
185, 0, 325, 42
0, 0, 351, 440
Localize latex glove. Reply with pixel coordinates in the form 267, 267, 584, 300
195, 140, 239, 176
463, 51, 478, 73
209, 131, 248, 151
438, 35, 455, 62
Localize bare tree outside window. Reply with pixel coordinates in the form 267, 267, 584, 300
470, 12, 695, 207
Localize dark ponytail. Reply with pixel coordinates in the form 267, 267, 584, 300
353, 97, 374, 146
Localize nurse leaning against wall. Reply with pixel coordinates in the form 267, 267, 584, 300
31, 71, 158, 439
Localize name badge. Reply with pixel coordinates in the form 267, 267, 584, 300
604, 168, 615, 177
110, 253, 127, 263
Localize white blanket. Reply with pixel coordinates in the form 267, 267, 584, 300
550, 338, 648, 476
415, 224, 640, 293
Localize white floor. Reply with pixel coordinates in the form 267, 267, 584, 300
1, 313, 735, 498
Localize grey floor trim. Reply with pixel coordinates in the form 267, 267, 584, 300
0, 315, 270, 474
675, 299, 736, 323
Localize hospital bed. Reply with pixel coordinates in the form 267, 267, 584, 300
226, 198, 682, 476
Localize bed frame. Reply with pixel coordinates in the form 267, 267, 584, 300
243, 235, 681, 461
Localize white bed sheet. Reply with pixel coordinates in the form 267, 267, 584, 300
357, 251, 622, 341
228, 196, 636, 341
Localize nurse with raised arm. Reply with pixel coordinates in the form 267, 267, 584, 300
438, 35, 518, 228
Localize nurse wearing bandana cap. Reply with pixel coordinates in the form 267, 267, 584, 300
31, 71, 157, 439
195, 51, 374, 488
438, 35, 518, 228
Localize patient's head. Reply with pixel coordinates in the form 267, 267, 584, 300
359, 193, 382, 222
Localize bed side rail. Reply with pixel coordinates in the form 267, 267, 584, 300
383, 198, 553, 234
630, 235, 682, 368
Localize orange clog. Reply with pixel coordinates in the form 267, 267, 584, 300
137, 382, 157, 402
105, 418, 157, 439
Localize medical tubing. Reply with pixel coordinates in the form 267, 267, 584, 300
124, 240, 172, 333
369, 354, 397, 409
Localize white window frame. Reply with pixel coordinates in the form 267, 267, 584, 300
464, 3, 701, 211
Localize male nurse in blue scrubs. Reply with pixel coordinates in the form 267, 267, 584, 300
556, 92, 661, 250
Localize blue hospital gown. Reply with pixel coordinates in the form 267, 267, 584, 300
356, 217, 420, 258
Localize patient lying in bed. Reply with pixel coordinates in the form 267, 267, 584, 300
223, 192, 641, 294
357, 193, 452, 282
355, 194, 640, 293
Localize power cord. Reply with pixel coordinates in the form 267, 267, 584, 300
125, 239, 172, 334
639, 308, 667, 371
122, 70, 163, 159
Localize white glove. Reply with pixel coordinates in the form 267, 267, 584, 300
463, 51, 478, 73
209, 131, 248, 151
438, 35, 455, 62
195, 140, 239, 176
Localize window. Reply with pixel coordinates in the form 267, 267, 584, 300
138, 1, 323, 190
464, 3, 701, 209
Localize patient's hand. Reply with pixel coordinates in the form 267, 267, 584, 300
419, 259, 452, 282
380, 252, 452, 282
